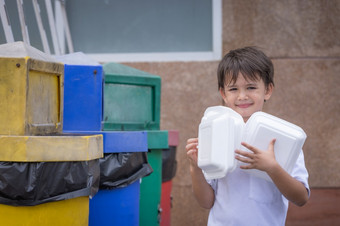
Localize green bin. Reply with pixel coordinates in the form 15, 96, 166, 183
140, 130, 168, 226
103, 63, 161, 131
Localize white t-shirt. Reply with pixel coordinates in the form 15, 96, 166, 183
206, 151, 310, 226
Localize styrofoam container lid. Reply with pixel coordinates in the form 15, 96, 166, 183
240, 111, 307, 181
198, 106, 243, 180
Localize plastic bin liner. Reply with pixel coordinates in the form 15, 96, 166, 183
99, 152, 153, 189
0, 160, 99, 206
162, 146, 177, 182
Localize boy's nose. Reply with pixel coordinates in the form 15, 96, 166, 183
238, 90, 248, 100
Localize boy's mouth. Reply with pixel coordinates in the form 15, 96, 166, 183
236, 103, 252, 108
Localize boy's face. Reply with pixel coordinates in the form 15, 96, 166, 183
219, 73, 273, 122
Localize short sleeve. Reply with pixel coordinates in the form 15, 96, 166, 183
206, 178, 218, 192
291, 150, 310, 197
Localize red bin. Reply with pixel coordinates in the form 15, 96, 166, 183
161, 130, 179, 226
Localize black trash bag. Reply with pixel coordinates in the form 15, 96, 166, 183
162, 146, 177, 182
0, 160, 100, 206
99, 152, 153, 189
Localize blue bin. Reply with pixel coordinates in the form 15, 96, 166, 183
66, 131, 150, 226
89, 180, 140, 226
59, 54, 151, 225
56, 53, 103, 132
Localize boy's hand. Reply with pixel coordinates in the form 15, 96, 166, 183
235, 139, 279, 173
186, 138, 199, 168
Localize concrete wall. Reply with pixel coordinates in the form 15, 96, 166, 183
125, 0, 340, 225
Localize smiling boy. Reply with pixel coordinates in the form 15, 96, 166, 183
186, 47, 309, 226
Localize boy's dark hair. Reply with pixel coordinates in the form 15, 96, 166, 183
217, 46, 274, 90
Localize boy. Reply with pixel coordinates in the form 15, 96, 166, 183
186, 47, 309, 225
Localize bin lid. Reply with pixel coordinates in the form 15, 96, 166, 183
168, 130, 179, 147
102, 62, 161, 132
0, 135, 103, 162
103, 62, 160, 79
64, 131, 148, 153
147, 130, 168, 149
0, 41, 57, 63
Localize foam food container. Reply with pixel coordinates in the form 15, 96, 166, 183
198, 106, 307, 182
198, 106, 243, 180
241, 111, 307, 181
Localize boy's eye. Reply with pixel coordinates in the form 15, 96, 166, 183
228, 88, 237, 91
247, 86, 257, 90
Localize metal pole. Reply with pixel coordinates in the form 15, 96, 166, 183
32, 0, 50, 54
45, 0, 60, 55
54, 0, 64, 54
16, 0, 30, 44
0, 0, 14, 43
59, 0, 73, 53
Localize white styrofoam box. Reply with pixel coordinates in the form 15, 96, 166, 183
197, 106, 307, 182
198, 106, 243, 180
241, 111, 307, 181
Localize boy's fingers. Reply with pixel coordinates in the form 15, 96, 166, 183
265, 138, 276, 154
268, 139, 276, 149
187, 138, 198, 143
186, 138, 199, 151
240, 142, 259, 153
187, 149, 197, 156
239, 164, 253, 170
186, 142, 198, 151
235, 154, 254, 164
235, 149, 254, 159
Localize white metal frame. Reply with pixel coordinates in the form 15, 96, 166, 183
45, 0, 60, 55
55, 0, 64, 54
16, 0, 30, 44
54, 0, 73, 54
1, 0, 73, 55
0, 0, 14, 43
32, 0, 50, 54
57, 0, 222, 62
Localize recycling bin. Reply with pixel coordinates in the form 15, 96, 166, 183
88, 131, 152, 226
59, 56, 155, 225
140, 130, 169, 226
161, 130, 179, 226
0, 42, 64, 135
56, 52, 103, 132
160, 181, 173, 226
66, 131, 152, 226
0, 134, 103, 226
102, 62, 161, 131
90, 180, 141, 226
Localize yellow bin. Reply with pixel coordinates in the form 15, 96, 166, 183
0, 197, 89, 226
0, 42, 64, 135
0, 134, 103, 226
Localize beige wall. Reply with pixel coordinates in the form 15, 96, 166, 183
126, 0, 340, 225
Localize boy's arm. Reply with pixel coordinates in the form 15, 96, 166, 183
186, 138, 215, 209
235, 139, 309, 207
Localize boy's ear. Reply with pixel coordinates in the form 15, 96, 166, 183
264, 84, 274, 101
219, 88, 227, 102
